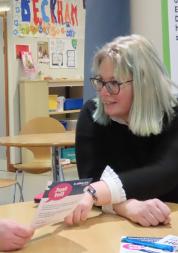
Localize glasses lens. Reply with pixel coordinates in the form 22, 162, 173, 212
90, 78, 122, 94
91, 78, 103, 91
106, 81, 120, 94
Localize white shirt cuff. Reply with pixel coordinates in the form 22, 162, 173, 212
100, 165, 126, 214
102, 204, 116, 214
100, 165, 126, 211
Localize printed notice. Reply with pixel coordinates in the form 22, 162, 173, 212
31, 178, 92, 229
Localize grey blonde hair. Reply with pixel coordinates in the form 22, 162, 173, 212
92, 34, 178, 136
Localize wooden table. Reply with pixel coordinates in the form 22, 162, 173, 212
1, 201, 178, 253
0, 132, 75, 181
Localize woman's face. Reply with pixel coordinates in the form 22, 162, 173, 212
98, 57, 133, 121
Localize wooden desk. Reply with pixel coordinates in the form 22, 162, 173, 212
0, 132, 75, 181
1, 201, 178, 253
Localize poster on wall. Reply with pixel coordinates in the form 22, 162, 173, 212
37, 41, 49, 64
162, 0, 178, 95
13, 0, 83, 38
49, 38, 77, 68
21, 51, 36, 73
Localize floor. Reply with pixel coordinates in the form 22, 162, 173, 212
0, 166, 79, 204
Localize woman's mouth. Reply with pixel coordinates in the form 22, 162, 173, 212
103, 101, 117, 105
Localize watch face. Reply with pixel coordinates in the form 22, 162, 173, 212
87, 185, 97, 201
89, 188, 95, 194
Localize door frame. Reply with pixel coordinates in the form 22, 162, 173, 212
0, 12, 10, 170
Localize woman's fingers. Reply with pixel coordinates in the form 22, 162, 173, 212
116, 198, 171, 227
64, 213, 74, 225
154, 199, 171, 218
72, 206, 83, 224
139, 199, 170, 226
80, 208, 89, 221
64, 192, 94, 225
146, 199, 171, 225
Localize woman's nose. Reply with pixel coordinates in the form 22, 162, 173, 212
100, 85, 110, 96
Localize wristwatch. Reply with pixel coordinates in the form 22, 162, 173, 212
86, 184, 98, 201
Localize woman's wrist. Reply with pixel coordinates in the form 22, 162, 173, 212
100, 166, 126, 204
89, 181, 112, 206
83, 191, 95, 205
85, 184, 98, 202
113, 199, 140, 219
113, 200, 131, 216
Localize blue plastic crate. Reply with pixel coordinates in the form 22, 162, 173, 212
64, 98, 83, 110
61, 147, 76, 162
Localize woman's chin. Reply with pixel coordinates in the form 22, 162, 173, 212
104, 109, 116, 117
104, 109, 127, 119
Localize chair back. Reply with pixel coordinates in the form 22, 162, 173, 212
19, 117, 65, 173
21, 117, 65, 134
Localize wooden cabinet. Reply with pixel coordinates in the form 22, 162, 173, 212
19, 80, 49, 129
19, 79, 83, 129
19, 79, 83, 164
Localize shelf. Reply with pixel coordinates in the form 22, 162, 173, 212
49, 109, 80, 115
48, 79, 83, 88
20, 79, 83, 88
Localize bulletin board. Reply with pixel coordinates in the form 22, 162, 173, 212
12, 0, 85, 76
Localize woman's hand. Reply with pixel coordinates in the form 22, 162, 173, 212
64, 192, 94, 225
0, 219, 34, 251
113, 198, 171, 227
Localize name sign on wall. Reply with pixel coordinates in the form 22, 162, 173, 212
13, 0, 81, 38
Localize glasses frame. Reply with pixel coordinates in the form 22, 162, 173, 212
90, 77, 133, 95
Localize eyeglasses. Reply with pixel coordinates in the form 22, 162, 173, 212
90, 77, 133, 95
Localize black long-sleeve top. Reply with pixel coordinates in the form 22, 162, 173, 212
76, 99, 178, 203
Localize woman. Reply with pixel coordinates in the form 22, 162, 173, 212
65, 34, 178, 227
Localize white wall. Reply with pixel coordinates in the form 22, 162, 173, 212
130, 0, 163, 59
